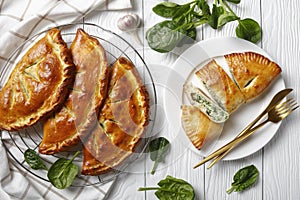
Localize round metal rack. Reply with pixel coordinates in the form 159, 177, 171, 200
0, 23, 157, 187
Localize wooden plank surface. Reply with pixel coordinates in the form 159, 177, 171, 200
261, 0, 300, 199
84, 0, 300, 199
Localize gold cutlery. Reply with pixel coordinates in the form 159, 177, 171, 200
194, 90, 297, 169
206, 98, 299, 168
206, 88, 293, 168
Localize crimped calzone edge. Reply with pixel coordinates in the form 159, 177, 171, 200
181, 105, 223, 150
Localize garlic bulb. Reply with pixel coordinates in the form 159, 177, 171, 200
117, 13, 140, 31
117, 13, 142, 45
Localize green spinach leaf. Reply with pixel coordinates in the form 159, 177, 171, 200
218, 11, 239, 28
146, 21, 186, 53
208, 1, 239, 29
197, 0, 211, 17
152, 2, 180, 18
226, 165, 259, 194
236, 18, 261, 43
208, 4, 225, 29
149, 137, 170, 175
24, 149, 48, 170
186, 27, 197, 41
172, 4, 193, 25
138, 175, 195, 200
47, 151, 80, 189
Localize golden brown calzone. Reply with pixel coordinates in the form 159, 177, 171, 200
181, 105, 223, 150
225, 52, 281, 102
82, 57, 149, 175
39, 29, 109, 154
0, 28, 75, 131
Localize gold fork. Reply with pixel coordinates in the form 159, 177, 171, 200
194, 98, 299, 169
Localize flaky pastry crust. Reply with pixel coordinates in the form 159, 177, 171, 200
39, 29, 109, 154
196, 60, 245, 113
225, 52, 281, 101
0, 28, 75, 131
82, 57, 150, 175
181, 105, 223, 150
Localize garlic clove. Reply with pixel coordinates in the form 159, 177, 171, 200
117, 13, 142, 45
117, 13, 140, 32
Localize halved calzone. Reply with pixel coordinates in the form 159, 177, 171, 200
82, 57, 149, 175
181, 105, 223, 150
225, 52, 281, 102
0, 28, 75, 131
39, 29, 109, 154
183, 83, 229, 123
182, 52, 282, 151
195, 60, 245, 113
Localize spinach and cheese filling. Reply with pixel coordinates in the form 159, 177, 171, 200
184, 84, 229, 123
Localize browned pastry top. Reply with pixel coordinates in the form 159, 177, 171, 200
225, 52, 282, 101
0, 28, 75, 131
39, 28, 109, 154
196, 60, 245, 113
82, 57, 150, 175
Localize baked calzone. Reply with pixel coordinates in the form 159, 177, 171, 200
0, 28, 75, 131
181, 105, 223, 150
82, 57, 149, 175
184, 83, 229, 123
39, 29, 109, 154
182, 52, 282, 151
195, 60, 245, 113
225, 52, 281, 102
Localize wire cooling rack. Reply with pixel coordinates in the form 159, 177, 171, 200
0, 23, 157, 186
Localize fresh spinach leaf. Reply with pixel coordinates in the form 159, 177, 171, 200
227, 165, 259, 194
47, 151, 80, 189
146, 20, 186, 53
138, 175, 195, 200
218, 11, 239, 28
236, 18, 261, 43
226, 0, 241, 4
24, 149, 48, 170
147, 0, 261, 53
208, 1, 239, 29
197, 0, 211, 17
152, 2, 180, 18
172, 4, 193, 25
149, 137, 170, 175
186, 27, 197, 41
208, 4, 225, 29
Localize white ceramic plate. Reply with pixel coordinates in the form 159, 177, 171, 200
164, 37, 285, 160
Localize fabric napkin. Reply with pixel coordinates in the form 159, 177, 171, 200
0, 0, 132, 199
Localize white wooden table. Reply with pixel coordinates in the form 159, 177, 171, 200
85, 0, 300, 199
